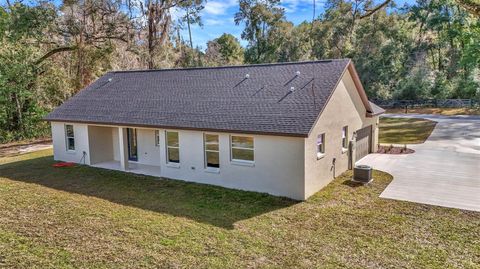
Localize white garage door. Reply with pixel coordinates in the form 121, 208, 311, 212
356, 125, 372, 161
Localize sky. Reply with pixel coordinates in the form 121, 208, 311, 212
178, 0, 327, 49
177, 0, 411, 50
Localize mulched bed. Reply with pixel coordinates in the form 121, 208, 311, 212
377, 145, 414, 154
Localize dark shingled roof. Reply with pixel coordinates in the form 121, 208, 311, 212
45, 59, 372, 137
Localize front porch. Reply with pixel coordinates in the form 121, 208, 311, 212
88, 125, 161, 176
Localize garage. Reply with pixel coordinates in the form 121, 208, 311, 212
355, 125, 372, 161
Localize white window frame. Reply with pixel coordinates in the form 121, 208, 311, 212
230, 135, 255, 164
165, 131, 180, 165
204, 133, 220, 171
155, 130, 160, 147
342, 126, 348, 153
317, 133, 325, 159
65, 124, 75, 152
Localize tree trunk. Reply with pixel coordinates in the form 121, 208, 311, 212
186, 9, 193, 49
147, 2, 156, 69
11, 92, 23, 132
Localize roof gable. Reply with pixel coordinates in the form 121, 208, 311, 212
45, 59, 367, 137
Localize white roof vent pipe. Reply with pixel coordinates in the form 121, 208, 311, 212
245, 73, 250, 79
295, 71, 301, 76
290, 86, 295, 92
108, 78, 113, 82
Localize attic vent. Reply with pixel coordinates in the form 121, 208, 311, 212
295, 71, 301, 76
290, 86, 295, 92
245, 73, 250, 79
108, 78, 113, 82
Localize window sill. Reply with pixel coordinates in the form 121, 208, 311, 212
166, 162, 180, 168
205, 167, 220, 174
231, 160, 255, 167
316, 153, 325, 160
66, 150, 76, 154
342, 148, 348, 154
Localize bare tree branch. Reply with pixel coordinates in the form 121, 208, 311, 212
35, 46, 77, 65
455, 0, 480, 16
360, 0, 392, 19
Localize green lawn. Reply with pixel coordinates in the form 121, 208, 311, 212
0, 150, 479, 268
379, 117, 437, 144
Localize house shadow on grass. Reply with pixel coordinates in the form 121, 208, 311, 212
0, 156, 298, 229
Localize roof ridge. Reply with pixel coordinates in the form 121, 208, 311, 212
109, 58, 351, 74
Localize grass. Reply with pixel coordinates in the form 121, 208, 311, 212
379, 117, 437, 144
0, 150, 479, 268
386, 107, 480, 116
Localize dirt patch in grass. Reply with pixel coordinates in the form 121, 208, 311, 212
0, 139, 52, 158
379, 117, 437, 144
0, 138, 51, 149
0, 150, 479, 268
386, 107, 480, 116
377, 145, 415, 154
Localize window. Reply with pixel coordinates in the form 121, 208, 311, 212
342, 126, 348, 150
65, 124, 75, 151
155, 130, 160, 147
231, 136, 254, 162
166, 131, 179, 163
204, 134, 220, 168
317, 133, 325, 159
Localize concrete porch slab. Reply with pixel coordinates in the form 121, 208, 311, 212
93, 161, 161, 177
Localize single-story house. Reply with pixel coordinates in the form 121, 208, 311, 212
45, 59, 384, 200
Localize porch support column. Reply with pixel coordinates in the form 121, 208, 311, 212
118, 127, 129, 171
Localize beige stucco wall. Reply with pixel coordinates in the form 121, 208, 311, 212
303, 70, 379, 199
157, 130, 305, 199
136, 129, 161, 166
88, 126, 114, 164
51, 122, 91, 165
112, 127, 120, 161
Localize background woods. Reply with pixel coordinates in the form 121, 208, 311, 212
0, 0, 478, 143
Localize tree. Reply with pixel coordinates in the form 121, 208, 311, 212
405, 0, 479, 99
44, 0, 134, 89
136, 0, 176, 69
455, 0, 480, 16
178, 0, 204, 49
0, 3, 56, 141
122, 0, 206, 69
205, 33, 244, 66
234, 0, 285, 63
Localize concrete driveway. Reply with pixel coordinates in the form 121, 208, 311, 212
358, 114, 480, 212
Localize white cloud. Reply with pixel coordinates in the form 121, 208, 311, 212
281, 0, 320, 13
203, 0, 237, 15
205, 18, 225, 26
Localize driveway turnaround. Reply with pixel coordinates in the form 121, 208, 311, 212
358, 114, 480, 212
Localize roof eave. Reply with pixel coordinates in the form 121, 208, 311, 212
44, 118, 309, 138
347, 63, 373, 113
366, 110, 385, 117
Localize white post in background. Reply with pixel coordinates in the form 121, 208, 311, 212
118, 127, 129, 171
